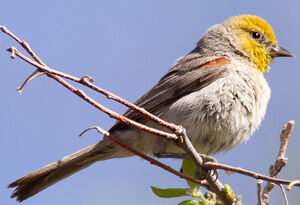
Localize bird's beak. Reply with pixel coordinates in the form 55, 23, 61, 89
270, 45, 294, 58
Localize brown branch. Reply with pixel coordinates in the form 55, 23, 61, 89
1, 26, 178, 133
80, 126, 209, 188
272, 121, 294, 177
81, 78, 180, 133
0, 26, 46, 65
179, 127, 233, 204
261, 121, 294, 204
178, 126, 233, 205
6, 47, 179, 141
203, 161, 299, 187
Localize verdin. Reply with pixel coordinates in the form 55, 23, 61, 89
9, 15, 293, 201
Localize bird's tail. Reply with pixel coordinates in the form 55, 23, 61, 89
8, 139, 129, 202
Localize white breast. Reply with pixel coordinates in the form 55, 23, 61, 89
162, 59, 271, 154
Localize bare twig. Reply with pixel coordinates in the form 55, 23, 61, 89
257, 180, 263, 205
279, 184, 289, 205
261, 121, 294, 204
6, 45, 180, 133
1, 26, 46, 65
6, 47, 179, 141
17, 70, 45, 93
80, 126, 209, 188
2, 24, 178, 133
287, 180, 300, 191
272, 121, 294, 177
179, 127, 232, 204
203, 162, 299, 186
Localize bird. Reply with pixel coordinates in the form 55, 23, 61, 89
9, 15, 293, 202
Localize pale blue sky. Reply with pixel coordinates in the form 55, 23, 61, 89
1, 1, 300, 205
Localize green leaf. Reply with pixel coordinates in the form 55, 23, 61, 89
151, 187, 190, 198
223, 184, 235, 202
178, 199, 199, 205
182, 159, 198, 188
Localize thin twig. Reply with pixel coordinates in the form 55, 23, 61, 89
261, 121, 295, 204
203, 162, 298, 186
6, 47, 178, 141
257, 180, 263, 205
6, 47, 83, 83
1, 26, 46, 65
1, 25, 178, 133
286, 180, 300, 191
178, 127, 232, 204
5, 46, 179, 134
279, 184, 289, 205
80, 126, 209, 188
17, 70, 45, 93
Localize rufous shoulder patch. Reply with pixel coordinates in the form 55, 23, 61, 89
202, 57, 231, 67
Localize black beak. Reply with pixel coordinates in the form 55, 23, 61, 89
270, 45, 294, 58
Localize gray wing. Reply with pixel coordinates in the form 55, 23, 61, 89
109, 53, 228, 132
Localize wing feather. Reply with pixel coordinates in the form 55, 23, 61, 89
109, 53, 229, 132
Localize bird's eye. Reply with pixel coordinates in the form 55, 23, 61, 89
250, 31, 262, 39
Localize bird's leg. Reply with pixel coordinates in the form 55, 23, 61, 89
152, 138, 217, 162
152, 137, 218, 179
152, 138, 186, 159
152, 137, 186, 159
194, 156, 218, 181
195, 164, 219, 181
155, 152, 190, 159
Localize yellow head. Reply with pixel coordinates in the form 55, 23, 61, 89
223, 15, 293, 73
